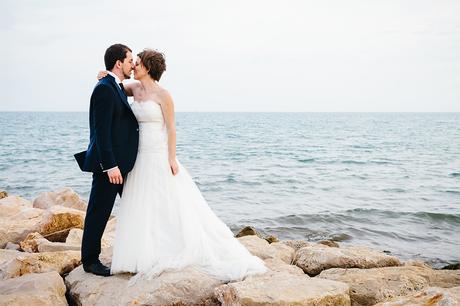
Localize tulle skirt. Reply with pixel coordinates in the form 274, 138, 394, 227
110, 149, 267, 283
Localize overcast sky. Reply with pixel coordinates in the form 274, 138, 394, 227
1, 0, 459, 112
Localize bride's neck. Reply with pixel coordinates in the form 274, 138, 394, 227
139, 77, 157, 91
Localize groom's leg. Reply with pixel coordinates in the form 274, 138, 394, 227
81, 172, 121, 265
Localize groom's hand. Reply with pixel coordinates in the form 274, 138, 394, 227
107, 167, 123, 184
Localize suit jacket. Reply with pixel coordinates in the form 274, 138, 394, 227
74, 75, 139, 175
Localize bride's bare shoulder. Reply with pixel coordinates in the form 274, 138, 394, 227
157, 87, 173, 105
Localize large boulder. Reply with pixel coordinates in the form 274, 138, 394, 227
294, 245, 401, 275
0, 199, 85, 248
319, 265, 460, 306
0, 271, 67, 306
238, 235, 295, 264
375, 286, 460, 305
215, 270, 351, 305
0, 249, 81, 279
65, 265, 225, 306
33, 187, 87, 211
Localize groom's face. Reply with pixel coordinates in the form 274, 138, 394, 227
121, 51, 134, 79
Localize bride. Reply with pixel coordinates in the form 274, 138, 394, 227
100, 49, 267, 282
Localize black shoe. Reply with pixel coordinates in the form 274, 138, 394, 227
83, 261, 111, 277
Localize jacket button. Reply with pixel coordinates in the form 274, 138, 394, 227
136, 128, 139, 131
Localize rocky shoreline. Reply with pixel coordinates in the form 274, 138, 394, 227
0, 187, 459, 305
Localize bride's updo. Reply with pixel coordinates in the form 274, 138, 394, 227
137, 49, 166, 81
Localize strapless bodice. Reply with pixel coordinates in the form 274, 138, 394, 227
131, 101, 167, 153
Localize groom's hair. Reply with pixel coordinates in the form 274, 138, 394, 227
104, 44, 132, 71
137, 49, 166, 81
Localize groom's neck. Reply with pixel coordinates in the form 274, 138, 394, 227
110, 69, 124, 82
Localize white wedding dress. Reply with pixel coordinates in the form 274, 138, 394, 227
110, 100, 267, 283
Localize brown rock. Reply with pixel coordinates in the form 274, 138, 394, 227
282, 239, 311, 251
20, 232, 45, 252
215, 271, 351, 305
238, 235, 295, 264
375, 286, 460, 305
0, 271, 67, 306
264, 235, 279, 244
0, 190, 8, 200
65, 265, 224, 306
294, 245, 401, 275
263, 258, 305, 276
38, 205, 85, 236
319, 265, 460, 306
0, 249, 81, 279
33, 187, 87, 211
318, 239, 340, 248
235, 226, 262, 238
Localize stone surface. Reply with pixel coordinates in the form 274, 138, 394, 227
65, 265, 224, 306
319, 265, 460, 306
238, 235, 295, 264
282, 239, 312, 251
264, 235, 279, 244
318, 240, 340, 248
0, 249, 81, 279
235, 226, 262, 238
4, 242, 20, 250
263, 258, 305, 276
0, 271, 67, 306
375, 286, 460, 305
294, 245, 401, 275
39, 205, 85, 237
20, 232, 80, 253
20, 232, 45, 252
33, 187, 87, 211
215, 271, 351, 306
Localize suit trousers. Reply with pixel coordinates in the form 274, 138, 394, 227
81, 172, 123, 265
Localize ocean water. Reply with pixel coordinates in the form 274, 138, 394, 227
1, 112, 459, 267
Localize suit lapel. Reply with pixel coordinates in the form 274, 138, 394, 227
105, 76, 132, 111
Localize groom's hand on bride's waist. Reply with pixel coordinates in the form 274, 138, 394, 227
107, 167, 123, 184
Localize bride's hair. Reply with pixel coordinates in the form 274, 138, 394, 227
137, 49, 166, 81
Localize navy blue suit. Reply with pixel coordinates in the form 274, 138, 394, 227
75, 75, 139, 265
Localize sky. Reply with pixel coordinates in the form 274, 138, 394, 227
1, 0, 459, 112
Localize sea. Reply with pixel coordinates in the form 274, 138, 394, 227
1, 112, 459, 267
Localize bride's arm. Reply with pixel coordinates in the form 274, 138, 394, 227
161, 91, 179, 175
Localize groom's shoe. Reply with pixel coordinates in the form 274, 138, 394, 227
83, 261, 111, 277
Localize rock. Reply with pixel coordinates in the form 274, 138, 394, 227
65, 228, 83, 246
375, 286, 460, 305
0, 199, 84, 248
65, 220, 115, 249
43, 228, 73, 243
319, 265, 460, 306
0, 196, 33, 217
282, 239, 311, 251
20, 232, 45, 252
294, 245, 401, 275
0, 190, 8, 200
0, 271, 67, 306
0, 204, 47, 248
39, 205, 85, 237
4, 242, 20, 251
235, 226, 262, 238
0, 249, 81, 279
443, 263, 460, 270
33, 187, 87, 211
263, 258, 305, 276
238, 235, 295, 264
318, 239, 340, 248
215, 270, 351, 305
264, 235, 279, 244
65, 265, 224, 306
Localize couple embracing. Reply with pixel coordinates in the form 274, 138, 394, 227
74, 44, 267, 282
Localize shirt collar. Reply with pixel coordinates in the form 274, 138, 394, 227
107, 71, 121, 86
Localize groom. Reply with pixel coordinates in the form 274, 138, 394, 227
74, 44, 139, 276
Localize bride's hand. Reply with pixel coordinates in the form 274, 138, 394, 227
97, 70, 108, 80
169, 159, 179, 176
